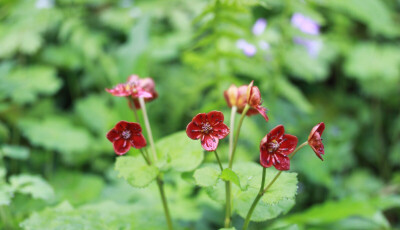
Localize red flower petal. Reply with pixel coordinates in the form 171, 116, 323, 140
273, 154, 290, 171
127, 75, 140, 84
207, 111, 224, 126
308, 122, 325, 141
127, 122, 142, 134
260, 151, 273, 168
212, 123, 230, 139
106, 84, 131, 97
186, 122, 202, 140
201, 135, 219, 152
106, 129, 120, 142
267, 125, 285, 141
115, 121, 130, 132
255, 105, 269, 122
246, 80, 254, 102
113, 139, 131, 155
279, 134, 298, 156
130, 134, 147, 149
192, 113, 207, 126
135, 90, 153, 99
139, 78, 156, 90
248, 86, 261, 107
308, 122, 325, 160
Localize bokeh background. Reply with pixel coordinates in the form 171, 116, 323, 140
0, 0, 399, 229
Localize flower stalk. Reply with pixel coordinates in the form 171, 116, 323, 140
138, 97, 158, 162
138, 150, 173, 230
242, 142, 308, 230
157, 176, 174, 230
224, 104, 250, 227
214, 150, 223, 171
229, 104, 250, 168
228, 106, 237, 162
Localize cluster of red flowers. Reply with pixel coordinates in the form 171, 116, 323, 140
186, 81, 325, 171
105, 76, 325, 171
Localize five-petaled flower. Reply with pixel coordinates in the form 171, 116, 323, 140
106, 75, 158, 109
106, 121, 147, 155
308, 122, 325, 160
260, 125, 298, 170
186, 111, 230, 151
224, 81, 269, 122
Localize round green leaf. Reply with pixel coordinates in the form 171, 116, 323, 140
115, 156, 159, 188
155, 131, 204, 172
194, 166, 220, 187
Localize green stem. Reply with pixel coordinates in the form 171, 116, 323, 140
228, 106, 237, 161
242, 142, 308, 230
224, 181, 231, 228
225, 105, 249, 227
138, 149, 173, 230
139, 149, 151, 165
138, 97, 158, 162
228, 104, 250, 169
242, 167, 267, 230
214, 150, 223, 171
157, 177, 174, 230
129, 97, 140, 123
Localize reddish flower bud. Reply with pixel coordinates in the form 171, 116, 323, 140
308, 122, 325, 160
260, 125, 298, 171
106, 121, 147, 155
186, 111, 230, 152
224, 81, 269, 122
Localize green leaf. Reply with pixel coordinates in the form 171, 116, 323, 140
20, 200, 168, 230
115, 156, 159, 188
283, 196, 400, 225
219, 228, 236, 230
236, 192, 295, 222
205, 162, 298, 221
0, 184, 13, 206
276, 77, 313, 114
9, 174, 54, 201
155, 131, 204, 172
50, 171, 104, 205
234, 163, 298, 204
1, 144, 30, 160
194, 166, 220, 187
0, 66, 61, 104
75, 94, 118, 134
220, 168, 241, 189
327, 0, 399, 37
18, 117, 92, 158
344, 43, 400, 97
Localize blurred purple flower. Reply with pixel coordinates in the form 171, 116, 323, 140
294, 37, 322, 57
291, 13, 319, 35
252, 18, 267, 36
237, 39, 257, 57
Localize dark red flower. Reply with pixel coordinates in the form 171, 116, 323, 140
106, 121, 147, 155
260, 125, 298, 170
223, 81, 269, 121
186, 111, 230, 151
106, 75, 158, 109
308, 122, 325, 160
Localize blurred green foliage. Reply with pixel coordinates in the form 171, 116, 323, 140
0, 0, 399, 229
